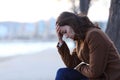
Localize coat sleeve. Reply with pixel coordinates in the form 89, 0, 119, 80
57, 41, 81, 68
76, 31, 109, 78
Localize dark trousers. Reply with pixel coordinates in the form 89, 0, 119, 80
55, 68, 88, 80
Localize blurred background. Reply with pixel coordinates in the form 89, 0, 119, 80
0, 0, 110, 80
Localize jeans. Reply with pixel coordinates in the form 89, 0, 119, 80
55, 68, 88, 80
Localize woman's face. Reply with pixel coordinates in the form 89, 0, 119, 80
59, 25, 75, 40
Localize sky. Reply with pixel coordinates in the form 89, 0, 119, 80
0, 0, 71, 22
0, 0, 110, 22
88, 0, 110, 22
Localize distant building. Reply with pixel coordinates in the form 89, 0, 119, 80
0, 25, 8, 39
0, 18, 57, 41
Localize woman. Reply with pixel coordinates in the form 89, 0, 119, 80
55, 11, 120, 80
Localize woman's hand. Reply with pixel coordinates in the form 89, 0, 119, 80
56, 25, 63, 43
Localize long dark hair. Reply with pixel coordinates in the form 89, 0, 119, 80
56, 11, 99, 41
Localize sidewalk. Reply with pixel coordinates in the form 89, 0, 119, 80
0, 48, 65, 80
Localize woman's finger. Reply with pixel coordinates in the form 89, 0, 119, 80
56, 26, 61, 33
56, 24, 59, 29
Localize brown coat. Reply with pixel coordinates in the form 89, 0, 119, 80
57, 28, 120, 80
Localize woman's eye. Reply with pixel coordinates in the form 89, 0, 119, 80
61, 31, 66, 34
64, 31, 67, 33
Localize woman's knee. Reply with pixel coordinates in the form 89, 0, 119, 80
56, 68, 70, 80
56, 68, 69, 76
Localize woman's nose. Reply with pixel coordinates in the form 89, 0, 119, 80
64, 34, 69, 38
